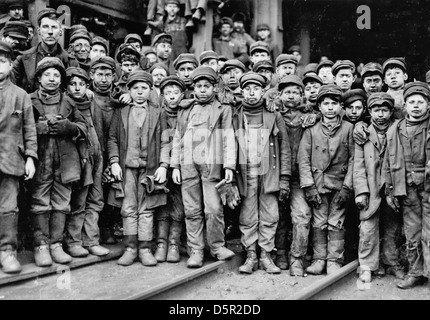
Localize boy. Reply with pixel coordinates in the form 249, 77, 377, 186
174, 53, 198, 99
276, 54, 298, 80
342, 89, 368, 125
89, 36, 108, 60
303, 73, 323, 112
234, 72, 291, 275
149, 62, 169, 105
163, 0, 189, 61
64, 67, 110, 257
354, 92, 404, 284
332, 60, 356, 93
298, 84, 354, 275
152, 33, 174, 74
171, 66, 236, 268
154, 76, 186, 263
29, 57, 87, 267
361, 62, 384, 97
317, 59, 334, 85
383, 81, 430, 289
253, 60, 276, 91
124, 33, 143, 54
249, 41, 271, 67
112, 43, 141, 101
69, 29, 92, 72
108, 70, 170, 267
218, 59, 246, 107
199, 50, 219, 73
0, 41, 37, 273
383, 57, 408, 119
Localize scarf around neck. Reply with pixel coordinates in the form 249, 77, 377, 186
371, 117, 394, 134
406, 110, 430, 127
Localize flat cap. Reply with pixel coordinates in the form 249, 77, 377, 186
165, 0, 180, 5
316, 59, 334, 73
90, 56, 116, 70
232, 12, 246, 23
3, 21, 28, 40
303, 63, 318, 76
115, 43, 141, 63
220, 17, 233, 27
361, 62, 383, 78
8, 1, 24, 10
70, 29, 92, 45
149, 62, 169, 75
276, 54, 298, 67
239, 72, 267, 89
250, 41, 270, 56
303, 73, 323, 86
143, 49, 156, 56
69, 24, 87, 34
173, 53, 198, 70
278, 75, 305, 92
252, 60, 275, 73
191, 66, 218, 84
403, 81, 430, 100
92, 36, 109, 52
426, 70, 430, 84
316, 84, 343, 103
35, 57, 66, 79
152, 33, 172, 47
332, 60, 355, 76
219, 59, 246, 74
342, 89, 366, 107
159, 75, 186, 92
382, 57, 407, 74
21, 20, 34, 28
287, 45, 301, 54
37, 8, 60, 25
199, 50, 219, 64
66, 67, 90, 82
125, 33, 143, 45
256, 23, 270, 31
367, 92, 395, 109
0, 40, 14, 56
218, 55, 228, 62
126, 70, 153, 88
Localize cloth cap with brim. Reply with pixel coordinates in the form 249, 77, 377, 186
250, 41, 270, 56
303, 74, 323, 86
21, 20, 34, 28
173, 53, 198, 70
35, 56, 66, 79
278, 75, 305, 92
218, 55, 228, 62
252, 60, 275, 73
3, 21, 28, 40
70, 30, 92, 45
240, 72, 266, 89
159, 75, 186, 92
361, 62, 383, 78
115, 43, 141, 63
316, 84, 343, 103
165, 0, 180, 5
126, 70, 153, 88
276, 54, 298, 68
0, 40, 14, 58
37, 8, 60, 25
90, 56, 116, 70
191, 66, 218, 84
92, 36, 109, 52
149, 62, 169, 75
403, 81, 430, 100
303, 63, 318, 76
220, 59, 246, 74
66, 67, 90, 82
367, 92, 395, 109
8, 1, 24, 10
125, 33, 143, 45
382, 57, 407, 74
287, 45, 301, 54
332, 60, 356, 76
232, 12, 246, 23
342, 89, 367, 107
143, 49, 156, 56
316, 59, 334, 73
152, 33, 173, 47
256, 23, 270, 31
220, 17, 233, 27
199, 50, 219, 64
426, 70, 430, 84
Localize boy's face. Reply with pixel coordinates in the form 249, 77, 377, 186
257, 29, 270, 40
304, 81, 321, 103
176, 62, 196, 85
38, 67, 62, 92
369, 105, 392, 125
130, 81, 151, 105
277, 63, 296, 80
344, 100, 365, 123
201, 59, 219, 73
280, 85, 302, 108
220, 24, 232, 37
2, 35, 20, 49
221, 67, 243, 90
165, 4, 180, 17
233, 21, 244, 33
194, 79, 215, 102
318, 66, 334, 85
0, 54, 13, 83
73, 38, 91, 62
162, 84, 183, 108
250, 51, 270, 65
242, 83, 264, 105
90, 67, 114, 90
384, 67, 407, 90
363, 74, 383, 95
38, 17, 62, 47
88, 44, 107, 60
154, 42, 172, 61
8, 8, 24, 20
405, 94, 429, 119
257, 69, 273, 86
319, 97, 342, 120
129, 41, 142, 53
67, 75, 88, 100
334, 68, 355, 91
151, 67, 168, 88
121, 60, 139, 75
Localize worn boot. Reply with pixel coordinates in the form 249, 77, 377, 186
166, 220, 183, 263
326, 261, 342, 275
306, 228, 328, 275
139, 241, 157, 266
359, 266, 372, 283
397, 275, 427, 289
289, 256, 305, 277
155, 220, 169, 262
34, 244, 52, 267
0, 250, 21, 274
187, 248, 204, 268
211, 246, 235, 261
87, 245, 110, 256
259, 249, 281, 274
0, 213, 21, 273
327, 230, 345, 275
117, 235, 138, 266
274, 249, 289, 270
67, 245, 89, 257
239, 250, 258, 274
50, 243, 72, 264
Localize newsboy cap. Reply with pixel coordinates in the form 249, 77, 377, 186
367, 92, 395, 109
316, 59, 334, 73
90, 56, 116, 70
159, 75, 186, 92
256, 23, 270, 31
239, 72, 267, 89
275, 54, 298, 68
342, 89, 367, 107
361, 62, 383, 78
35, 57, 66, 79
332, 60, 355, 76
250, 41, 270, 56
37, 8, 60, 25
115, 43, 141, 63
278, 75, 305, 92
303, 73, 323, 86
152, 33, 172, 47
69, 29, 92, 45
287, 45, 301, 54
316, 84, 343, 103
403, 81, 430, 100
199, 50, 219, 64
191, 66, 218, 84
8, 1, 24, 10
382, 57, 407, 74
66, 67, 90, 82
220, 17, 233, 27
3, 21, 28, 40
173, 53, 198, 70
252, 60, 275, 73
125, 33, 143, 45
219, 59, 246, 74
165, 0, 180, 5
303, 63, 318, 76
91, 36, 109, 52
126, 70, 153, 88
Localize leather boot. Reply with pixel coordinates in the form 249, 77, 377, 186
306, 259, 326, 275
397, 275, 427, 289
0, 250, 21, 274
326, 260, 342, 275
259, 249, 281, 274
139, 246, 157, 266
86, 245, 110, 256
117, 235, 138, 266
50, 243, 72, 264
289, 256, 305, 277
34, 244, 52, 267
238, 250, 258, 274
155, 220, 169, 262
359, 266, 372, 283
167, 220, 183, 262
210, 246, 235, 261
187, 248, 204, 268
327, 229, 345, 270
274, 250, 289, 270
67, 245, 89, 258
306, 228, 327, 275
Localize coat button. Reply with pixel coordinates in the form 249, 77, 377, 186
273, 166, 276, 169
273, 155, 276, 158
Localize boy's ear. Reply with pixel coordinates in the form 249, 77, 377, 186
403, 73, 408, 82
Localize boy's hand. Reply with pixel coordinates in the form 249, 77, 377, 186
279, 175, 290, 202
355, 194, 369, 211
119, 93, 132, 105
36, 121, 50, 135
24, 157, 36, 180
49, 119, 78, 136
154, 167, 167, 184
85, 89, 95, 100
172, 169, 181, 185
333, 185, 352, 210
353, 121, 370, 145
225, 169, 234, 183
111, 163, 123, 181
304, 185, 322, 208
385, 186, 400, 213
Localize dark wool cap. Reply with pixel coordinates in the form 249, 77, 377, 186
165, 0, 180, 5
382, 57, 407, 74
90, 56, 116, 70
37, 8, 60, 25
232, 12, 246, 23
191, 66, 218, 84
332, 60, 355, 76
252, 60, 275, 73
115, 43, 141, 63
240, 72, 267, 89
3, 21, 28, 40
250, 41, 270, 56
92, 36, 109, 52
173, 53, 198, 70
35, 57, 66, 79
342, 89, 367, 107
316, 84, 343, 103
70, 30, 92, 45
303, 63, 318, 76
149, 62, 169, 75
125, 33, 143, 45
256, 23, 270, 31
287, 45, 301, 54
275, 54, 298, 68
66, 67, 90, 82
278, 75, 305, 92
8, 1, 24, 10
316, 59, 334, 73
126, 70, 153, 88
403, 81, 430, 100
152, 33, 173, 47
159, 75, 186, 92
220, 17, 233, 27
361, 62, 383, 78
367, 92, 395, 109
303, 73, 323, 86
219, 59, 246, 74
199, 50, 219, 64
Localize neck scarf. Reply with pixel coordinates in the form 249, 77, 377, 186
406, 110, 430, 127
38, 88, 61, 105
371, 117, 394, 134
195, 92, 216, 105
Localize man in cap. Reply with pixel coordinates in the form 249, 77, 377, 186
124, 33, 143, 54
255, 23, 280, 63
231, 12, 255, 56
162, 0, 189, 61
276, 54, 298, 80
383, 57, 408, 119
249, 41, 271, 67
218, 59, 246, 106
1, 20, 28, 53
199, 50, 219, 73
213, 17, 247, 61
149, 62, 169, 105
69, 29, 93, 72
361, 62, 384, 97
233, 72, 290, 275
317, 59, 334, 85
173, 53, 198, 98
152, 33, 175, 74
332, 60, 356, 93
89, 36, 108, 60
12, 7, 79, 93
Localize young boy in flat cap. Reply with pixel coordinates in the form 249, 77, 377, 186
1, 21, 29, 54
124, 33, 143, 54
298, 84, 354, 276
253, 60, 276, 91
29, 57, 88, 267
108, 70, 170, 267
383, 57, 408, 119
64, 67, 110, 258
149, 62, 169, 105
232, 72, 290, 275
152, 33, 174, 74
153, 75, 187, 263
303, 73, 323, 112
342, 88, 368, 125
173, 53, 198, 99
383, 81, 430, 289
354, 92, 404, 284
249, 41, 271, 67
89, 36, 109, 61
163, 0, 189, 61
171, 66, 236, 268
199, 50, 219, 73
218, 59, 246, 107
361, 62, 384, 97
0, 41, 37, 273
317, 59, 335, 85
332, 60, 356, 93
